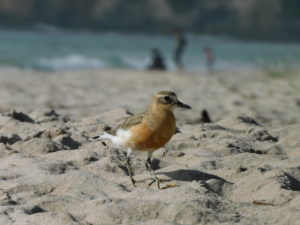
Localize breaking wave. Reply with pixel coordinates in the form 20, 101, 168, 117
35, 54, 106, 71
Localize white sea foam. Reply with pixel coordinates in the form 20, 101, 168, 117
37, 54, 106, 71
120, 55, 149, 70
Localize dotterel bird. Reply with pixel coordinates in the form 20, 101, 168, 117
99, 91, 191, 188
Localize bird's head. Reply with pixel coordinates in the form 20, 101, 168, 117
152, 91, 191, 111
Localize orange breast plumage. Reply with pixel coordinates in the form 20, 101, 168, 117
125, 112, 176, 151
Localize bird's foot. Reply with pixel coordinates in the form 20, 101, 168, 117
148, 178, 161, 189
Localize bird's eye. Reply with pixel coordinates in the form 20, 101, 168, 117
163, 96, 171, 103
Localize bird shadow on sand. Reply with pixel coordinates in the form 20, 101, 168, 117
160, 169, 230, 183
145, 159, 229, 184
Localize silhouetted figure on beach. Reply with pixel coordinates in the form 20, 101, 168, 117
173, 30, 187, 70
203, 46, 215, 74
148, 48, 166, 71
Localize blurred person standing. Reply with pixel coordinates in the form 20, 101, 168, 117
173, 29, 187, 70
203, 46, 215, 74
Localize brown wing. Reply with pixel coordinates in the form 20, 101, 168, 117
109, 111, 147, 135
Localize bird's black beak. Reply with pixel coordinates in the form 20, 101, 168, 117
176, 100, 191, 109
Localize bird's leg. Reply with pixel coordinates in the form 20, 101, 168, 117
125, 149, 136, 187
146, 152, 160, 189
145, 156, 151, 171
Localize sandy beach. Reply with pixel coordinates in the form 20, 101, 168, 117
0, 68, 300, 225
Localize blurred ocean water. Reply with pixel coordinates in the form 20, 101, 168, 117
0, 28, 299, 72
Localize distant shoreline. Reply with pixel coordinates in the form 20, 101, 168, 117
0, 29, 299, 72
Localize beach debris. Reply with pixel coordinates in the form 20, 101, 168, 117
5, 110, 34, 123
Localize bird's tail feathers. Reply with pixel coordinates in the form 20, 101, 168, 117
98, 132, 114, 141
94, 131, 126, 146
